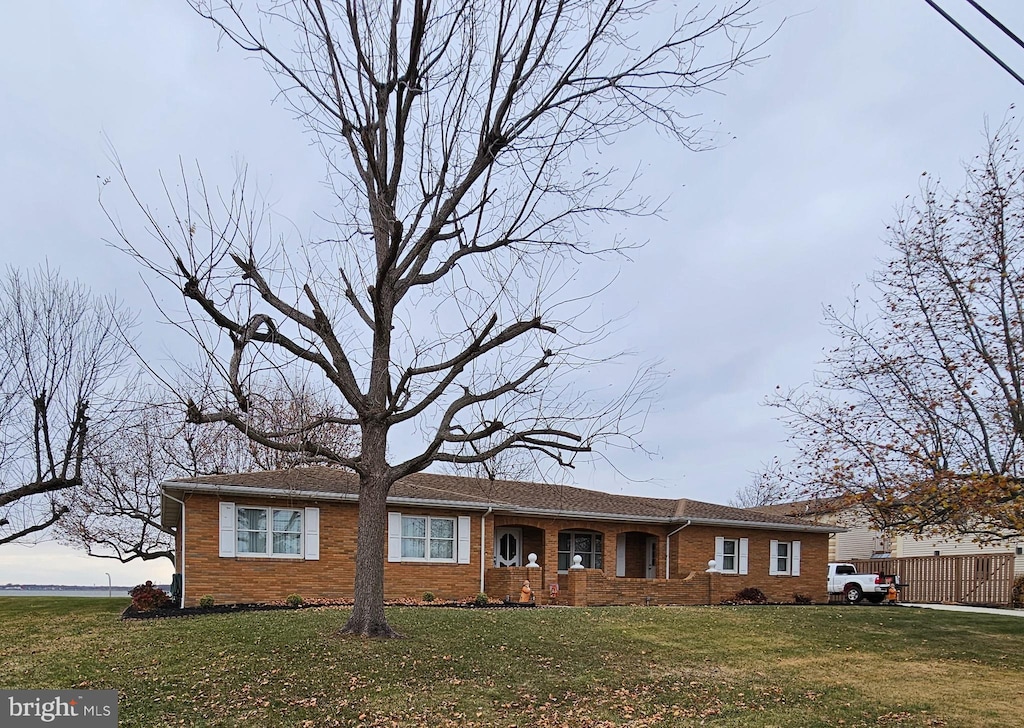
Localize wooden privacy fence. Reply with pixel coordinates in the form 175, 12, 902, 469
851, 553, 1016, 606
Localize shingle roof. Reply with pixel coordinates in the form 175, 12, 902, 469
164, 466, 835, 531
751, 496, 848, 519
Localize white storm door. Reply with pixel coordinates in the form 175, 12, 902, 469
494, 527, 523, 567
646, 536, 657, 579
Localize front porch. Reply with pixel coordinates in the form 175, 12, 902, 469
493, 515, 665, 567
485, 515, 705, 606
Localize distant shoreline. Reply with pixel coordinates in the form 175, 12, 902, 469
2, 585, 138, 591
0, 588, 134, 598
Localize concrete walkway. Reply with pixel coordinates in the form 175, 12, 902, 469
898, 602, 1024, 618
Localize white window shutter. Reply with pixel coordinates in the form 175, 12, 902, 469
219, 502, 235, 558
792, 540, 801, 576
769, 540, 779, 576
457, 516, 471, 564
739, 538, 749, 575
714, 536, 724, 571
388, 512, 402, 562
616, 537, 626, 577
304, 507, 320, 561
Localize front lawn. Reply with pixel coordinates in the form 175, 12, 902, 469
1, 598, 1021, 727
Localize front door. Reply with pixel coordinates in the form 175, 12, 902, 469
494, 528, 523, 567
646, 536, 657, 579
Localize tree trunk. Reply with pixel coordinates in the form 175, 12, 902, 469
340, 474, 401, 638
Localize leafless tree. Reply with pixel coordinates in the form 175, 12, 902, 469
107, 0, 764, 636
769, 120, 1024, 542
729, 459, 790, 509
57, 380, 357, 564
0, 267, 135, 545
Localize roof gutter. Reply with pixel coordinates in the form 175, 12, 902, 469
665, 520, 691, 579
162, 490, 186, 608
480, 507, 493, 592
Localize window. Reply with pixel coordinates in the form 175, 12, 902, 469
721, 539, 738, 573
775, 541, 790, 573
714, 536, 748, 575
557, 531, 603, 571
236, 507, 303, 557
218, 503, 318, 560
401, 516, 455, 561
388, 512, 470, 564
769, 540, 801, 576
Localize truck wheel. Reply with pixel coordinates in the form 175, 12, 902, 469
844, 584, 863, 603
865, 594, 885, 604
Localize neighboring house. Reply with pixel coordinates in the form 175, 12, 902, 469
160, 468, 837, 607
755, 499, 1024, 577
754, 499, 1022, 605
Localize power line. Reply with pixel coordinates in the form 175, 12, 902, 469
922, 0, 1024, 87
965, 0, 1024, 53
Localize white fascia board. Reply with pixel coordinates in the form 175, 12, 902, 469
160, 481, 493, 512
495, 505, 842, 533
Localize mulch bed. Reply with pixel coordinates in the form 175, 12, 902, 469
122, 597, 537, 620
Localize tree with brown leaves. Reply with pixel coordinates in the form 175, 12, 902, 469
770, 121, 1024, 542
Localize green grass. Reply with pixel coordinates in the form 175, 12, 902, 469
1, 599, 1022, 727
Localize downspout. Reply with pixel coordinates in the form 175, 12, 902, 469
163, 491, 186, 607
665, 520, 691, 579
479, 507, 493, 592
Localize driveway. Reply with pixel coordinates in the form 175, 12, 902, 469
898, 602, 1024, 618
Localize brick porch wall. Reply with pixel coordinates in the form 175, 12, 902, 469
484, 566, 547, 603
564, 569, 712, 606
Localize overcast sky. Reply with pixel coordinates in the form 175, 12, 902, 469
2, 0, 1023, 586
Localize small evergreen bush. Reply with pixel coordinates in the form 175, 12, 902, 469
422, 591, 435, 602
286, 593, 304, 607
198, 595, 215, 608
473, 592, 489, 606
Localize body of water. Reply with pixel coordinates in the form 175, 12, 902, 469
0, 589, 131, 598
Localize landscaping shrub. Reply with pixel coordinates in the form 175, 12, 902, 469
422, 591, 435, 602
1013, 575, 1024, 608
473, 592, 489, 606
729, 587, 768, 604
793, 593, 813, 605
286, 593, 304, 607
129, 581, 172, 612
198, 595, 215, 608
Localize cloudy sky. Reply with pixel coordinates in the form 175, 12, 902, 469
2, 0, 1023, 586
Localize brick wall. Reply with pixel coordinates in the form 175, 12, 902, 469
484, 566, 546, 603
674, 525, 830, 604
179, 493, 485, 606
564, 569, 712, 606
175, 492, 830, 606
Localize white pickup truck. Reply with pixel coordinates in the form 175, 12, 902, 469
827, 562, 898, 604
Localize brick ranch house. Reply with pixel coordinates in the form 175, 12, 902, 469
160, 468, 838, 607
